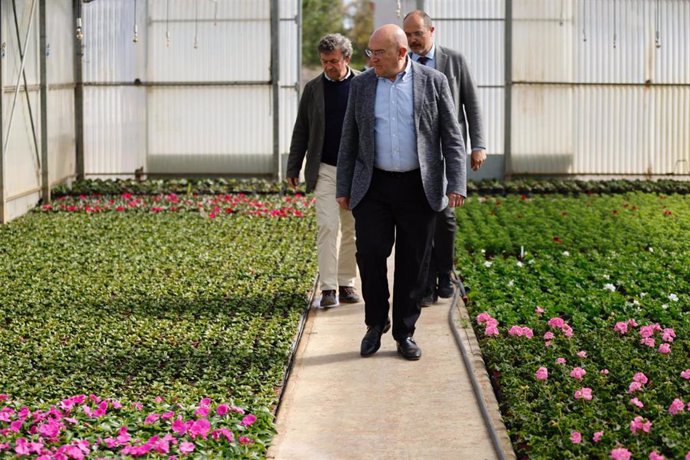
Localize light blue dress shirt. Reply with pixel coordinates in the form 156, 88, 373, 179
411, 44, 436, 69
374, 58, 419, 172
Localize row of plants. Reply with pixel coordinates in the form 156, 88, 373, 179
455, 192, 690, 459
0, 195, 318, 458
51, 178, 690, 199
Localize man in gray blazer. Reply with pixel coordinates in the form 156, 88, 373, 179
287, 34, 361, 308
403, 10, 486, 305
336, 24, 467, 360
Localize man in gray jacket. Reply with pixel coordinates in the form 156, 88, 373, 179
403, 10, 486, 305
287, 34, 361, 308
336, 24, 467, 360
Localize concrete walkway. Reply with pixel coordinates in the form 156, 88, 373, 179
268, 256, 515, 460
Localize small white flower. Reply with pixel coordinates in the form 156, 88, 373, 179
633, 300, 640, 306
481, 249, 486, 254
648, 247, 654, 253
669, 293, 679, 302
562, 251, 570, 257
640, 292, 647, 298
484, 261, 493, 268
603, 274, 610, 280
603, 283, 616, 292
528, 259, 535, 264
508, 280, 514, 287
516, 261, 524, 267
662, 304, 669, 310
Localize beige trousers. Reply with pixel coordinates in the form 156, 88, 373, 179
315, 163, 357, 291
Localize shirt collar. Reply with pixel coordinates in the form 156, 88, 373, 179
411, 43, 436, 63
323, 67, 352, 82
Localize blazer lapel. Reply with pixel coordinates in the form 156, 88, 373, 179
412, 61, 427, 130
435, 46, 448, 74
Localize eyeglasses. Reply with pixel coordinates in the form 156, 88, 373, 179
365, 48, 387, 58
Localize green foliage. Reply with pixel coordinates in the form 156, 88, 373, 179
301, 0, 346, 67
457, 193, 690, 458
0, 199, 317, 457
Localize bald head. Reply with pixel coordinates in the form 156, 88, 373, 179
368, 24, 409, 80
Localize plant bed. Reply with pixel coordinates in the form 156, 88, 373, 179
456, 192, 690, 459
0, 194, 317, 458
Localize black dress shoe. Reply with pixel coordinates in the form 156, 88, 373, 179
437, 273, 455, 298
396, 337, 422, 360
360, 318, 391, 357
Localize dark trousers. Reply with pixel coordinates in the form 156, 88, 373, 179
352, 169, 436, 341
428, 206, 456, 283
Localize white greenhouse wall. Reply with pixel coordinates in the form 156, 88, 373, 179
1, 0, 74, 223
82, 0, 300, 177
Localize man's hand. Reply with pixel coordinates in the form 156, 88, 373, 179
287, 177, 300, 189
447, 193, 465, 208
471, 149, 487, 171
336, 196, 350, 210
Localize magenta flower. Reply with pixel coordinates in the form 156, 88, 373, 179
628, 381, 643, 393
668, 398, 685, 415
593, 431, 604, 442
649, 451, 665, 460
194, 406, 209, 418
570, 431, 582, 444
161, 411, 175, 420
547, 317, 565, 329
614, 321, 629, 334
116, 426, 131, 445
476, 312, 492, 324
38, 420, 61, 439
14, 438, 30, 456
485, 325, 499, 336
630, 416, 652, 434
630, 397, 644, 408
555, 357, 566, 365
661, 328, 676, 342
241, 414, 257, 427
658, 343, 671, 354
172, 418, 188, 435
189, 419, 211, 439
570, 367, 587, 380
633, 372, 648, 384
239, 436, 253, 445
211, 428, 234, 442
216, 404, 229, 416
535, 367, 548, 381
610, 447, 632, 460
179, 441, 195, 454
682, 369, 690, 380
574, 387, 593, 401
144, 413, 160, 425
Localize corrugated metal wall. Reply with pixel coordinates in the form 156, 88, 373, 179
82, 0, 300, 177
419, 0, 689, 177
1, 0, 74, 222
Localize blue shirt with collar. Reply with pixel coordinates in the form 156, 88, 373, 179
374, 57, 419, 172
411, 44, 436, 69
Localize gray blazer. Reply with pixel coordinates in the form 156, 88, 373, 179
286, 68, 360, 192
436, 45, 485, 150
336, 62, 467, 212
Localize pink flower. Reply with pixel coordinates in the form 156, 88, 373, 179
668, 398, 685, 415
641, 337, 656, 347
211, 428, 234, 442
577, 351, 587, 358
639, 324, 657, 338
682, 369, 690, 380
658, 343, 671, 354
476, 312, 492, 324
14, 438, 30, 456
172, 418, 188, 435
543, 331, 555, 341
522, 327, 534, 338
216, 404, 229, 416
194, 406, 209, 418
239, 436, 253, 445
600, 369, 609, 375
178, 441, 195, 454
154, 396, 164, 403
535, 367, 548, 381
563, 325, 574, 337
38, 421, 61, 439
535, 306, 544, 315
189, 419, 211, 439
627, 318, 638, 328
628, 381, 643, 393
614, 321, 628, 334
630, 416, 652, 434
649, 452, 665, 460
570, 367, 587, 380
574, 387, 593, 401
484, 325, 499, 336
661, 328, 676, 342
548, 317, 565, 329
241, 414, 257, 427
593, 431, 604, 442
630, 397, 644, 408
610, 447, 632, 460
555, 357, 566, 365
161, 411, 175, 420
570, 431, 582, 444
508, 326, 523, 336
116, 426, 131, 445
633, 372, 648, 384
144, 413, 160, 425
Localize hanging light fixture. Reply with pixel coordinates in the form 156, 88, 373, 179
166, 0, 171, 47
581, 0, 587, 42
655, 0, 661, 48
133, 0, 139, 43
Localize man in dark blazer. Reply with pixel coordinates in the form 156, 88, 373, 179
403, 10, 486, 305
287, 34, 361, 309
336, 24, 467, 360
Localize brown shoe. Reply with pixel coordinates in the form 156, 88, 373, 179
338, 286, 361, 303
320, 290, 337, 308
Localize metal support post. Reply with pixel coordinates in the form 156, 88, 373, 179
73, 0, 85, 180
40, 0, 50, 203
1, 4, 5, 223
270, 0, 281, 181
503, 0, 513, 178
